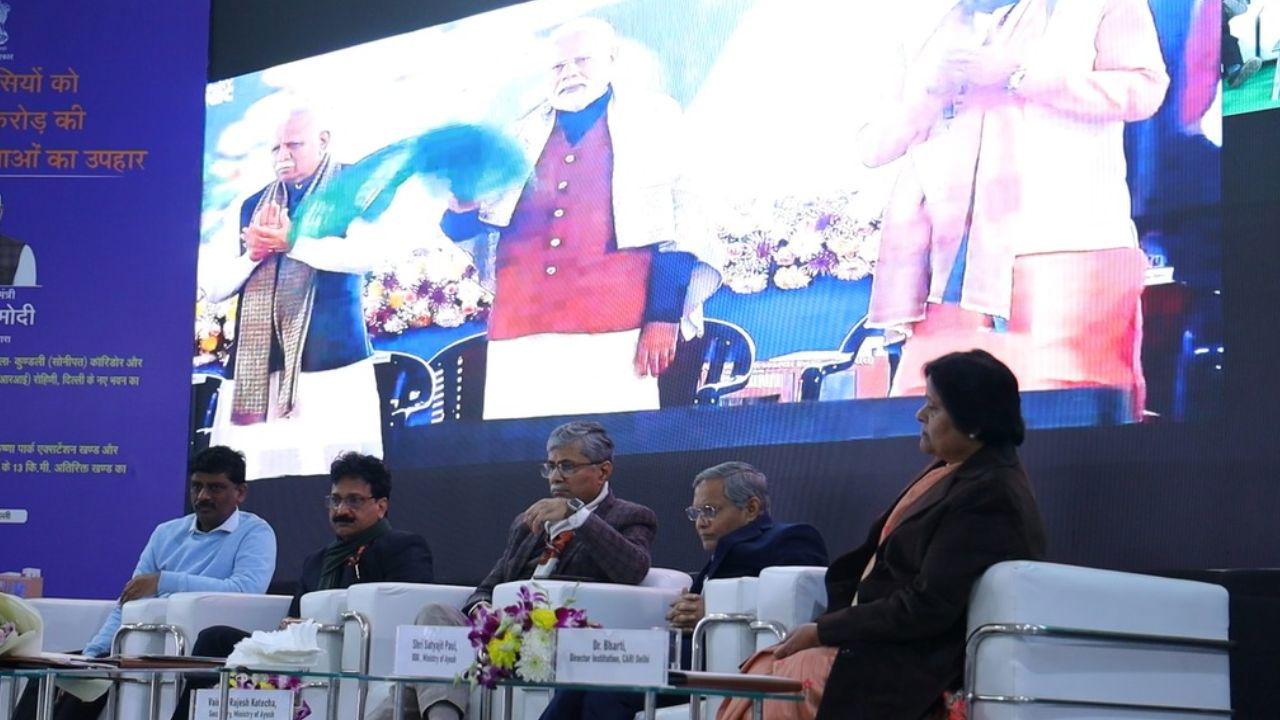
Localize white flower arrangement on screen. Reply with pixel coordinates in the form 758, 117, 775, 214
363, 246, 492, 337
194, 297, 236, 368
717, 192, 881, 294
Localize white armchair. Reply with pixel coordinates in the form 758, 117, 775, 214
669, 566, 828, 720
344, 582, 474, 717
965, 561, 1232, 719
110, 592, 291, 720
0, 598, 118, 720
296, 589, 355, 720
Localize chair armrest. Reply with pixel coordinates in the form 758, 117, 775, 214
755, 566, 828, 647
165, 592, 292, 643
967, 561, 1228, 640
640, 568, 694, 590
27, 598, 116, 653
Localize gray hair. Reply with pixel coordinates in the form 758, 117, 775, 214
692, 462, 769, 513
546, 421, 614, 463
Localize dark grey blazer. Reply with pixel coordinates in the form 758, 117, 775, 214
464, 492, 658, 610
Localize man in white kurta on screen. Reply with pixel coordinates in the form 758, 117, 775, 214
200, 108, 382, 480
439, 17, 724, 420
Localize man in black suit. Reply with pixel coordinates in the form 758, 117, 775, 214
171, 452, 433, 720
541, 461, 829, 720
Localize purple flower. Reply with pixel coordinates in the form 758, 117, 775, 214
754, 240, 773, 259
807, 250, 838, 275
554, 606, 589, 628
476, 664, 506, 689
815, 213, 833, 232
430, 287, 449, 304
467, 607, 500, 648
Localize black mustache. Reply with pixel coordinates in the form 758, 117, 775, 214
332, 516, 356, 524
195, 502, 215, 510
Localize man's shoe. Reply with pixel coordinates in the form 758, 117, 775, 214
1228, 57, 1263, 88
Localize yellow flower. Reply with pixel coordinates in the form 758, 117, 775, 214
388, 291, 409, 310
198, 332, 220, 353
487, 631, 519, 670
530, 608, 556, 631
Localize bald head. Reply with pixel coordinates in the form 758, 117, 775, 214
271, 109, 329, 184
547, 18, 617, 112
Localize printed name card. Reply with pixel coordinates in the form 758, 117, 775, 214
555, 628, 668, 686
193, 689, 292, 720
393, 625, 476, 678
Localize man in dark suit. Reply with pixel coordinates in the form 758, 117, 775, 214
667, 461, 829, 633
541, 461, 829, 720
171, 451, 432, 720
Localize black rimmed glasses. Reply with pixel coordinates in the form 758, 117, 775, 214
539, 459, 606, 478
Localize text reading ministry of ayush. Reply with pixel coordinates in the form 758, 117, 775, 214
0, 66, 148, 173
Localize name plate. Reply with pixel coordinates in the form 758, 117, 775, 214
192, 689, 292, 720
0, 509, 28, 524
555, 628, 668, 686
393, 625, 475, 678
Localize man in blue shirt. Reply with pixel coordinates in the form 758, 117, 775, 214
15, 446, 278, 720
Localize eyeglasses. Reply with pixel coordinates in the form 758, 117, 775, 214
685, 505, 720, 522
539, 460, 606, 478
324, 494, 376, 510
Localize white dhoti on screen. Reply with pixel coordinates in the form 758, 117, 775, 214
483, 329, 659, 420
211, 357, 382, 480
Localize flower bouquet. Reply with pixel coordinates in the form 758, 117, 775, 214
717, 192, 881, 294
461, 584, 594, 688
0, 592, 41, 658
227, 672, 312, 720
194, 297, 236, 368
363, 246, 492, 337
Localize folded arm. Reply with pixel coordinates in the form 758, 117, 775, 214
1018, 0, 1169, 122
572, 508, 657, 585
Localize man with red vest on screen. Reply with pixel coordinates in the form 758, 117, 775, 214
443, 16, 723, 420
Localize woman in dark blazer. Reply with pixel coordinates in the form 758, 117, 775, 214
720, 349, 1046, 720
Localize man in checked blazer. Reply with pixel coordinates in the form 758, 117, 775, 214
370, 421, 657, 720
463, 420, 657, 611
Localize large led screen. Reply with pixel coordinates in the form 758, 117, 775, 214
193, 0, 1223, 478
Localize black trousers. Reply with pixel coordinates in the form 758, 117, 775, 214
168, 625, 251, 720
1223, 8, 1244, 71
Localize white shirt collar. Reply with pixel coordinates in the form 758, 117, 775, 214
190, 509, 240, 535
582, 482, 610, 512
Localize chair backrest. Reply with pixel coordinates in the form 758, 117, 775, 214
426, 333, 487, 421
373, 349, 439, 420
691, 319, 756, 405
28, 599, 116, 654
754, 566, 828, 650
966, 561, 1231, 719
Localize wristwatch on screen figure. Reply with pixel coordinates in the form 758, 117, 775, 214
1006, 67, 1028, 96
567, 497, 586, 514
